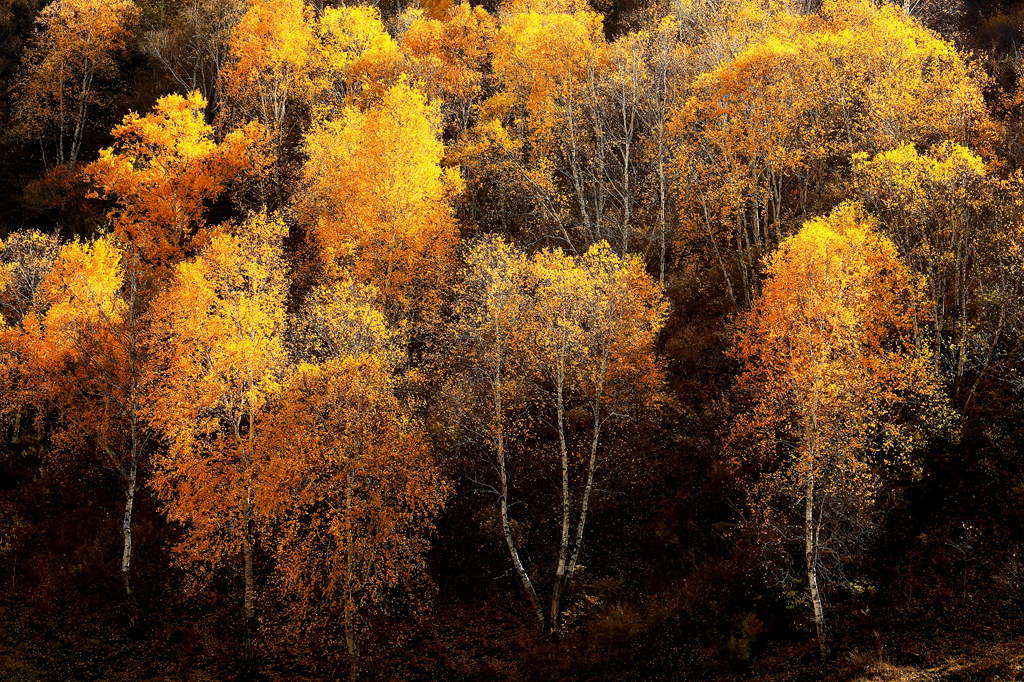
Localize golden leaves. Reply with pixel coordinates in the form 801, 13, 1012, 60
297, 79, 459, 322
732, 202, 952, 507
86, 91, 265, 270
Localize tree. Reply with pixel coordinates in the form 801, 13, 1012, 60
672, 0, 992, 305
439, 236, 667, 632
146, 210, 289, 646
86, 91, 265, 271
632, 15, 687, 286
14, 0, 140, 167
0, 232, 154, 602
297, 79, 461, 323
258, 280, 446, 675
851, 143, 997, 384
488, 0, 609, 251
853, 143, 1024, 408
0, 230, 61, 429
398, 2, 497, 133
531, 241, 667, 630
219, 0, 316, 195
730, 202, 953, 659
143, 0, 247, 112
34, 235, 153, 602
436, 235, 545, 625
314, 4, 403, 113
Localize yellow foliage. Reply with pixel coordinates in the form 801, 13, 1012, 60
315, 5, 403, 111
297, 79, 460, 322
86, 91, 266, 270
221, 0, 317, 133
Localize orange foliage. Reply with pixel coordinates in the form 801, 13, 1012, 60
146, 210, 289, 619
86, 92, 266, 270
297, 79, 461, 322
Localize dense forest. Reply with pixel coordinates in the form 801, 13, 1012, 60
2, 0, 1024, 679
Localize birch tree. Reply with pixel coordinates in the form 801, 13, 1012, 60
730, 202, 953, 658
14, 0, 140, 168
146, 210, 289, 650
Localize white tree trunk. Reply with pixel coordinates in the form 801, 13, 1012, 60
120, 456, 137, 600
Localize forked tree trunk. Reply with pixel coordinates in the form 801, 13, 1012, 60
495, 376, 545, 628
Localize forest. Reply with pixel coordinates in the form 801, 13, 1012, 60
1, 0, 1023, 679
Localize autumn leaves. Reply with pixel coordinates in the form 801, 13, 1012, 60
437, 237, 667, 632
145, 212, 445, 660
0, 0, 1016, 670
730, 204, 954, 657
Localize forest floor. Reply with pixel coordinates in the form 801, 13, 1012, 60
734, 618, 1024, 682
850, 634, 1024, 681
2, 589, 1023, 681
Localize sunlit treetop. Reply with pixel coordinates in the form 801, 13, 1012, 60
315, 4, 403, 112
398, 2, 497, 120
297, 78, 461, 321
492, 0, 606, 137
34, 236, 126, 350
86, 91, 267, 270
220, 0, 317, 130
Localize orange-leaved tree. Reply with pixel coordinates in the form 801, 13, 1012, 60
398, 2, 496, 133
258, 280, 446, 674
730, 202, 953, 659
35, 235, 154, 601
0, 231, 61, 433
219, 0, 316, 197
86, 91, 265, 272
0, 231, 155, 602
146, 210, 289, 644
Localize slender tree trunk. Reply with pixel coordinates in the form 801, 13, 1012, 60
805, 409, 827, 663
564, 396, 603, 591
121, 454, 137, 600
806, 473, 827, 660
344, 475, 358, 681
657, 156, 668, 288
550, 364, 571, 632
242, 489, 256, 658
495, 377, 545, 628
